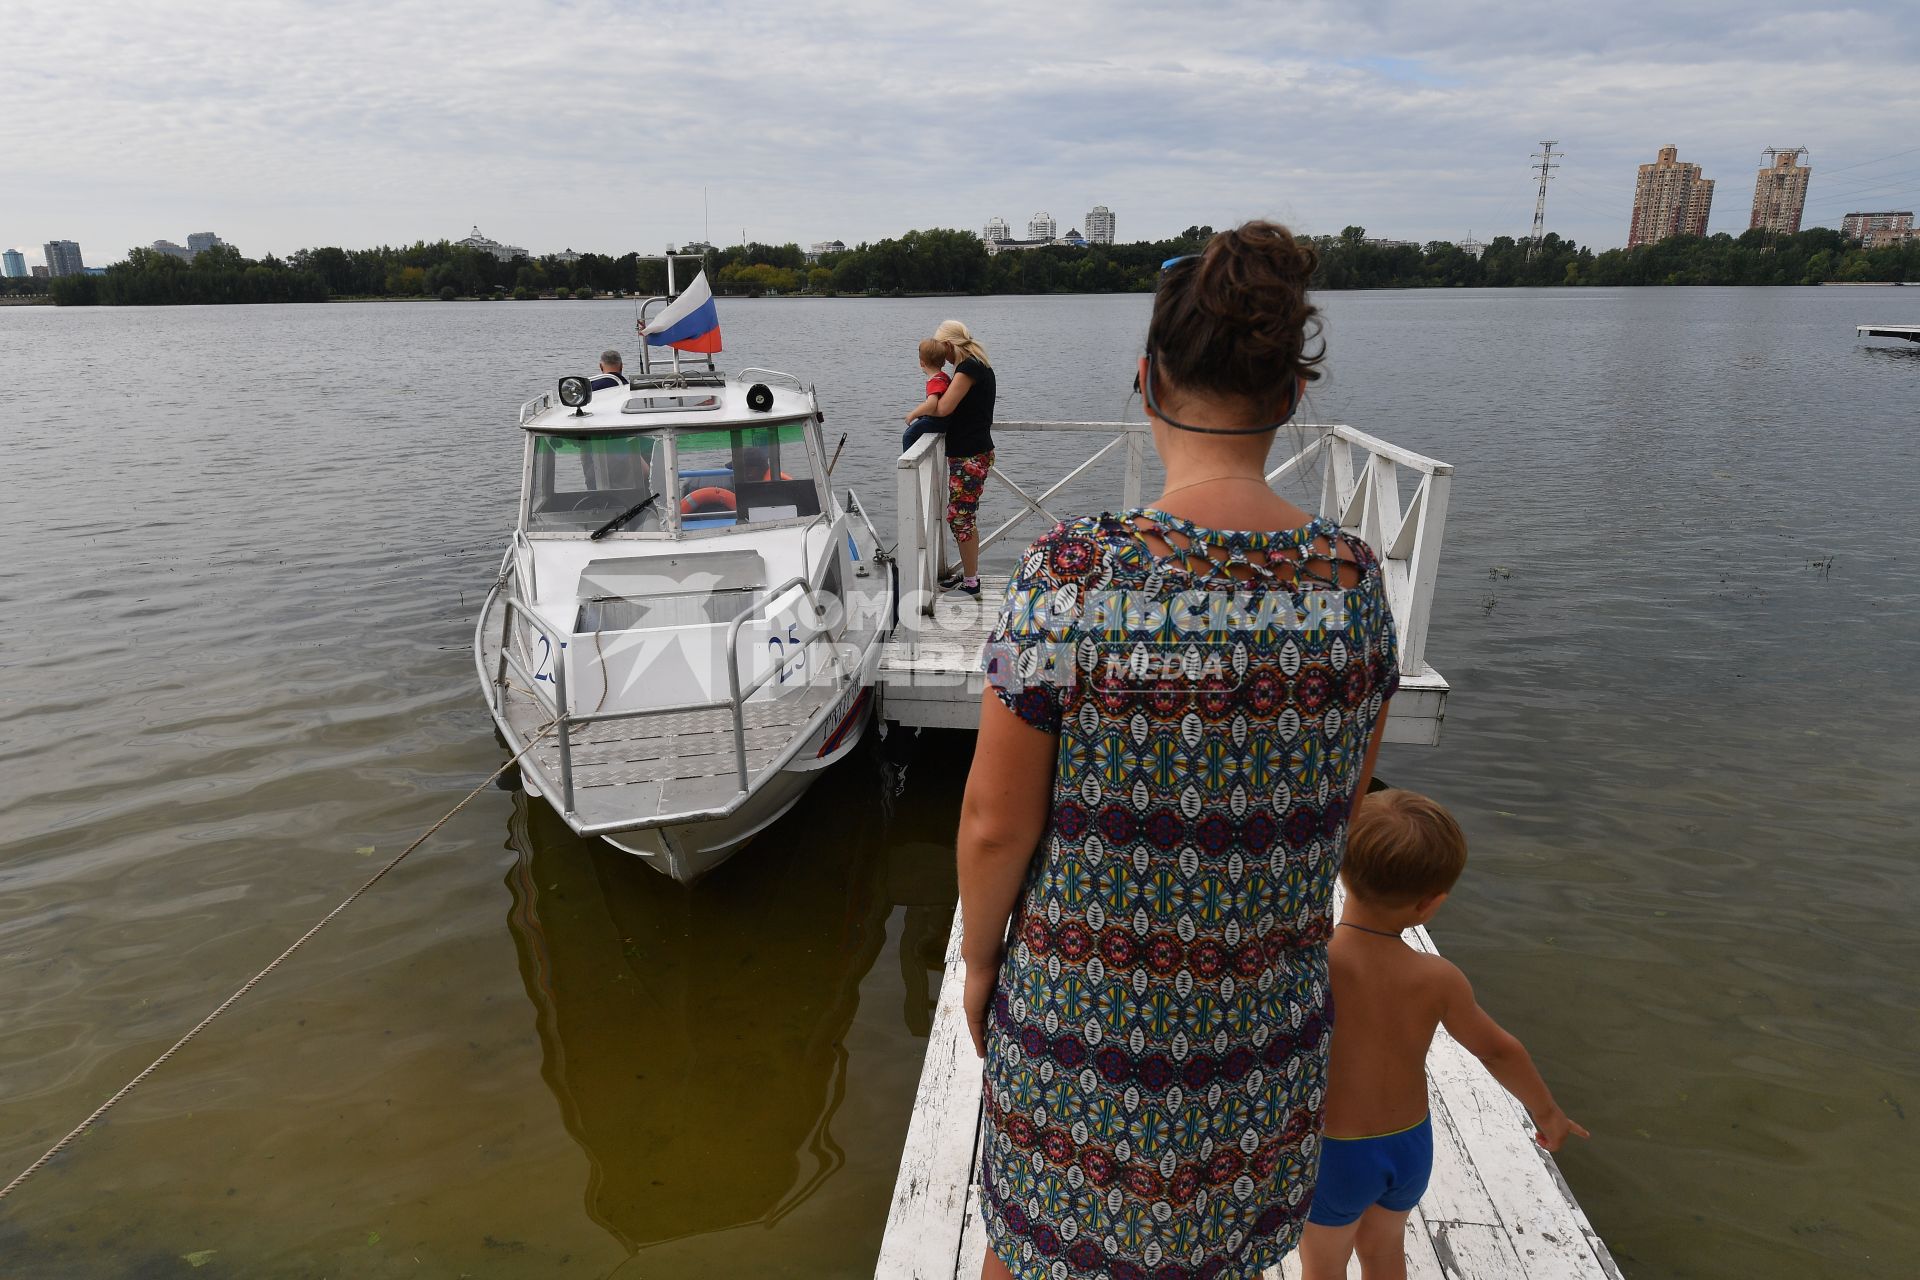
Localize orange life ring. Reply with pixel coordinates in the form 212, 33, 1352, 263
681, 486, 738, 514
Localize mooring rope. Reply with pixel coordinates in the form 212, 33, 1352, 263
0, 722, 555, 1205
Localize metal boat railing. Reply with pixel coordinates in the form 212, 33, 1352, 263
733, 368, 810, 394
893, 420, 1451, 676
482, 511, 881, 833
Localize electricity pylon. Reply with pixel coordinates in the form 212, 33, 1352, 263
1529, 141, 1562, 261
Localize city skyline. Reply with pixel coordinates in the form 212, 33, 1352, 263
2, 1, 1914, 262
8, 158, 1911, 280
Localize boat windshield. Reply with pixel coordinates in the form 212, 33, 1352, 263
525, 422, 823, 535
672, 421, 822, 530
527, 433, 665, 534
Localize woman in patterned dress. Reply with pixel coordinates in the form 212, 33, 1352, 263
958, 222, 1400, 1280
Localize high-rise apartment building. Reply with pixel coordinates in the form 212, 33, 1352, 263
1028, 212, 1057, 241
1628, 146, 1714, 248
1, 248, 25, 278
1749, 148, 1811, 235
1841, 211, 1914, 249
43, 240, 85, 277
152, 239, 193, 261
186, 231, 227, 255
983, 216, 1010, 243
1084, 206, 1116, 245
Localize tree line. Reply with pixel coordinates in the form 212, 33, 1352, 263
1313, 225, 1919, 288
44, 224, 1919, 305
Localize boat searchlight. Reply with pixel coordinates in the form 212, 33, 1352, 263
557, 376, 593, 414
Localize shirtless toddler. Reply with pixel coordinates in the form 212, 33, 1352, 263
1301, 789, 1588, 1280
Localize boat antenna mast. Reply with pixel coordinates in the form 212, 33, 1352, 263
1528, 140, 1561, 261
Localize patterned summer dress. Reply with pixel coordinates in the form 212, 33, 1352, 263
977, 509, 1400, 1280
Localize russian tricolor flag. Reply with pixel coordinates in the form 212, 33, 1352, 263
642, 269, 722, 353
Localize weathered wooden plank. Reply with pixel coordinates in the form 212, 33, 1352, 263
877, 907, 984, 1280
1429, 1218, 1549, 1279
1423, 1034, 1621, 1279
1412, 1057, 1506, 1229
1404, 923, 1620, 1280
1264, 1205, 1445, 1280
955, 1177, 989, 1280
1403, 1205, 1450, 1280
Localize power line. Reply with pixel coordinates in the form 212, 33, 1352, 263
1810, 143, 1920, 180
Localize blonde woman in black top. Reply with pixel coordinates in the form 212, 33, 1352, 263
920, 318, 998, 594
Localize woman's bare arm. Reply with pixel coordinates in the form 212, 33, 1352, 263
957, 692, 1058, 1055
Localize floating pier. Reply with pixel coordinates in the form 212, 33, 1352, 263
876, 423, 1451, 744
872, 424, 1621, 1278
1857, 323, 1920, 344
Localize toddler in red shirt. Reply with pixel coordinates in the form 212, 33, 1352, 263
901, 338, 950, 454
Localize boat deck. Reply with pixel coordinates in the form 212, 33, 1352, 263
481, 616, 841, 828
877, 899, 1622, 1280
1857, 323, 1920, 343
528, 690, 839, 825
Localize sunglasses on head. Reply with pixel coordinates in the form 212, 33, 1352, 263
1134, 354, 1305, 436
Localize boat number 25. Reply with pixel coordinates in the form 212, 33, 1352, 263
768, 623, 807, 683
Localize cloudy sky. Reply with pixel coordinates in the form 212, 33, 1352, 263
6, 0, 1917, 263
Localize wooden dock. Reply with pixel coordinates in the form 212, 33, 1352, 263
877, 903, 1623, 1280
1857, 323, 1920, 344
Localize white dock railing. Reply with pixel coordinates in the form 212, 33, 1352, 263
1268, 424, 1453, 677
893, 421, 1452, 677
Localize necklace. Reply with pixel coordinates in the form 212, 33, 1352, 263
1338, 921, 1406, 939
1154, 475, 1272, 502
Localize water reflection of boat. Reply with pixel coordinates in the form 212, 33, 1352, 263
501, 772, 917, 1253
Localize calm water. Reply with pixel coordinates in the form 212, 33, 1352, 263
1, 289, 1917, 1278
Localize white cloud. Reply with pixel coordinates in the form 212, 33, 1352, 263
4, 0, 1914, 261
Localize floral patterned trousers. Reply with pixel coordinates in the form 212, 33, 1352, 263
947, 449, 994, 544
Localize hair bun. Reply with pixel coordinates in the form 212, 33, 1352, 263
1148, 220, 1324, 421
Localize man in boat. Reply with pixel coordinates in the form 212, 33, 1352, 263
590, 350, 629, 391
580, 350, 649, 499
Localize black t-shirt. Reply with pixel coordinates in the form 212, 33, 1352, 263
942, 357, 996, 458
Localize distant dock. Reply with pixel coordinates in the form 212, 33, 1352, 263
1857, 324, 1920, 344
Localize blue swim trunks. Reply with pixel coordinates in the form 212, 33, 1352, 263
1307, 1116, 1434, 1227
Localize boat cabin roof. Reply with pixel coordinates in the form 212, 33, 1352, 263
521, 372, 818, 434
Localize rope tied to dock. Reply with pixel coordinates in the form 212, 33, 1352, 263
0, 723, 555, 1206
